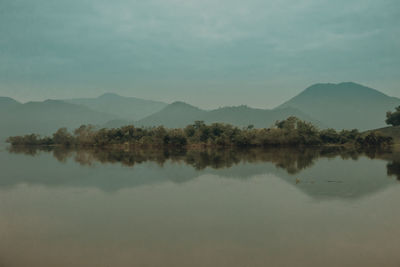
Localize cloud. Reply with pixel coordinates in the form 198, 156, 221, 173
0, 0, 399, 106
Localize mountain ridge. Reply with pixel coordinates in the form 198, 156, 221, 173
65, 93, 168, 121
135, 102, 323, 129
276, 82, 400, 130
1, 82, 399, 139
0, 99, 117, 140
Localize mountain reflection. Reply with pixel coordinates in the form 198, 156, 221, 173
8, 146, 399, 178
4, 146, 400, 200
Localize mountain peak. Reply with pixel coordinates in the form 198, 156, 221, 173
303, 82, 383, 94
98, 92, 121, 99
170, 101, 189, 105
338, 81, 359, 86
277, 82, 400, 130
0, 96, 20, 105
169, 101, 201, 109
215, 105, 255, 112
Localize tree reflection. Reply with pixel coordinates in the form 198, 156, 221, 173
387, 161, 400, 180
9, 146, 395, 176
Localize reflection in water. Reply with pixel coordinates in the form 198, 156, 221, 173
387, 161, 400, 180
4, 145, 400, 201
7, 146, 394, 175
4, 146, 400, 200
1, 146, 400, 267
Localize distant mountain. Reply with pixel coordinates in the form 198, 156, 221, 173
2, 82, 399, 139
277, 82, 400, 130
0, 96, 20, 105
0, 99, 116, 140
66, 93, 168, 121
136, 101, 207, 128
135, 101, 322, 128
205, 105, 321, 128
0, 97, 20, 111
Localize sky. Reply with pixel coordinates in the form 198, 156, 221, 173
0, 0, 399, 109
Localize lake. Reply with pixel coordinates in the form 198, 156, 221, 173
1, 146, 400, 267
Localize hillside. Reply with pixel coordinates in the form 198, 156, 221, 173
366, 126, 400, 144
0, 96, 20, 105
136, 102, 323, 128
0, 99, 117, 140
0, 97, 21, 112
2, 82, 399, 138
137, 101, 207, 128
66, 93, 167, 121
204, 105, 322, 128
277, 82, 400, 131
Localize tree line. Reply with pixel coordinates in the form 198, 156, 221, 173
6, 116, 393, 148
386, 106, 400, 126
8, 145, 388, 175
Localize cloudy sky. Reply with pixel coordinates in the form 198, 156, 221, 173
1, 0, 399, 108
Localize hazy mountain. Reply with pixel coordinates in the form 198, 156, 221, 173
0, 97, 21, 111
277, 82, 400, 130
136, 101, 322, 128
66, 93, 168, 121
0, 99, 116, 140
2, 82, 399, 139
0, 96, 20, 105
136, 101, 207, 128
205, 105, 321, 128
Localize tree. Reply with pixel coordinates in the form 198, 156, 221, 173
74, 124, 95, 145
319, 129, 340, 144
386, 106, 400, 126
356, 132, 393, 147
275, 116, 299, 131
53, 128, 73, 146
166, 129, 187, 146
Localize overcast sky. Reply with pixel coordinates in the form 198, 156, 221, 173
1, 0, 399, 108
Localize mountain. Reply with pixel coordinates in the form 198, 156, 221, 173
205, 105, 321, 128
0, 96, 20, 106
136, 101, 322, 128
2, 82, 398, 139
0, 97, 21, 112
277, 82, 400, 130
0, 93, 168, 140
0, 99, 116, 140
136, 101, 207, 128
66, 93, 168, 121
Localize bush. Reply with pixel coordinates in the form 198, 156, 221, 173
386, 106, 400, 126
6, 117, 394, 149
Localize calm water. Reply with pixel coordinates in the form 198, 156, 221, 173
1, 146, 400, 267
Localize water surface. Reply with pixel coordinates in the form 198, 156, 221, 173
1, 146, 400, 267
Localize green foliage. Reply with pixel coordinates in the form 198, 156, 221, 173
165, 129, 187, 146
356, 132, 393, 148
74, 125, 95, 145
319, 129, 340, 143
6, 133, 53, 146
6, 116, 393, 149
386, 106, 400, 126
53, 128, 74, 147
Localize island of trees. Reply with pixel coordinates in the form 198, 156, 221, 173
6, 116, 393, 149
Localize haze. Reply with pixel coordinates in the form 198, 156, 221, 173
1, 0, 399, 109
